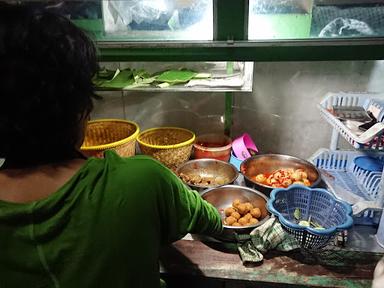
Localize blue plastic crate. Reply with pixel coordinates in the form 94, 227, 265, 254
268, 185, 353, 250
310, 149, 384, 225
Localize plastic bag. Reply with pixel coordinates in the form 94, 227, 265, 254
319, 17, 374, 37
107, 0, 168, 26
105, 0, 209, 32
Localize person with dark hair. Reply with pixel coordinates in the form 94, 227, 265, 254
0, 3, 222, 287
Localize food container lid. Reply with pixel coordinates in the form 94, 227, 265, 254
354, 156, 384, 172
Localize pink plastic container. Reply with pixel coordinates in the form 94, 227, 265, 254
232, 133, 258, 160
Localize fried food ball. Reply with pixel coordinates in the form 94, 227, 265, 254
249, 218, 259, 225
238, 217, 248, 226
244, 213, 253, 220
255, 174, 267, 183
225, 216, 236, 226
225, 207, 236, 217
236, 203, 248, 215
303, 178, 311, 186
273, 171, 283, 180
232, 222, 241, 227
250, 207, 261, 219
244, 202, 253, 211
231, 211, 241, 220
281, 178, 292, 187
232, 199, 242, 208
291, 172, 301, 181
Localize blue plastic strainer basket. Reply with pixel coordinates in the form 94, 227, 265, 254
267, 185, 353, 250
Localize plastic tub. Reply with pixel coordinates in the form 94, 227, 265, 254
193, 133, 232, 162
230, 152, 242, 171
232, 133, 258, 160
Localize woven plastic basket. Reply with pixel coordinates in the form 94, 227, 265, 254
81, 119, 139, 158
137, 127, 195, 170
267, 185, 353, 250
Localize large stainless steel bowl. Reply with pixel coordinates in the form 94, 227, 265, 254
240, 154, 321, 196
200, 185, 270, 242
176, 159, 238, 193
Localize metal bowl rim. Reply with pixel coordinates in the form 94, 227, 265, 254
240, 153, 322, 189
176, 159, 239, 189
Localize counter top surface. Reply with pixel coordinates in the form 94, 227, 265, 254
160, 226, 384, 288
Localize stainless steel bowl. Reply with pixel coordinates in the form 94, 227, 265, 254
176, 159, 238, 193
240, 154, 321, 196
200, 185, 270, 242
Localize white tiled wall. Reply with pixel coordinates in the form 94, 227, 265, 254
92, 91, 226, 134
91, 60, 384, 160
232, 60, 384, 159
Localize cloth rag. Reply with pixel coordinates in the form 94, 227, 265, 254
236, 217, 300, 263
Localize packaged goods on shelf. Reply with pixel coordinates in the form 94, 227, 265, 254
318, 92, 384, 150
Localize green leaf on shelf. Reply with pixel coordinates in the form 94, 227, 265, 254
97, 68, 116, 80
194, 73, 211, 79
99, 69, 135, 88
94, 68, 212, 89
132, 69, 155, 86
155, 70, 198, 84
157, 82, 171, 88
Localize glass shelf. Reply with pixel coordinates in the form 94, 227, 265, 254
95, 62, 253, 92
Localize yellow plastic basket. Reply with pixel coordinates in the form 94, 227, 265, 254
81, 119, 139, 158
137, 127, 195, 170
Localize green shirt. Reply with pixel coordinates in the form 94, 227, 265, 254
0, 151, 223, 288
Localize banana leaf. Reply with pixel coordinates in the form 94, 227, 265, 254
97, 68, 116, 79
98, 69, 135, 89
94, 68, 211, 89
155, 70, 198, 84
133, 69, 155, 85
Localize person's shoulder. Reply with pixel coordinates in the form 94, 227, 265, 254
103, 150, 160, 163
103, 150, 170, 173
101, 151, 177, 189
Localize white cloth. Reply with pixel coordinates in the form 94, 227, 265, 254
372, 257, 384, 288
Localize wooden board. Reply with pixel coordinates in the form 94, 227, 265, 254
160, 239, 383, 287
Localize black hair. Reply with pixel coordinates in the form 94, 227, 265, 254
0, 2, 100, 168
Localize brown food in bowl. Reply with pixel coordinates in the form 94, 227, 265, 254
222, 199, 263, 227
201, 185, 270, 242
176, 159, 238, 192
179, 172, 229, 187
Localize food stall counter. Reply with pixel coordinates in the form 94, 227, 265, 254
160, 225, 384, 288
